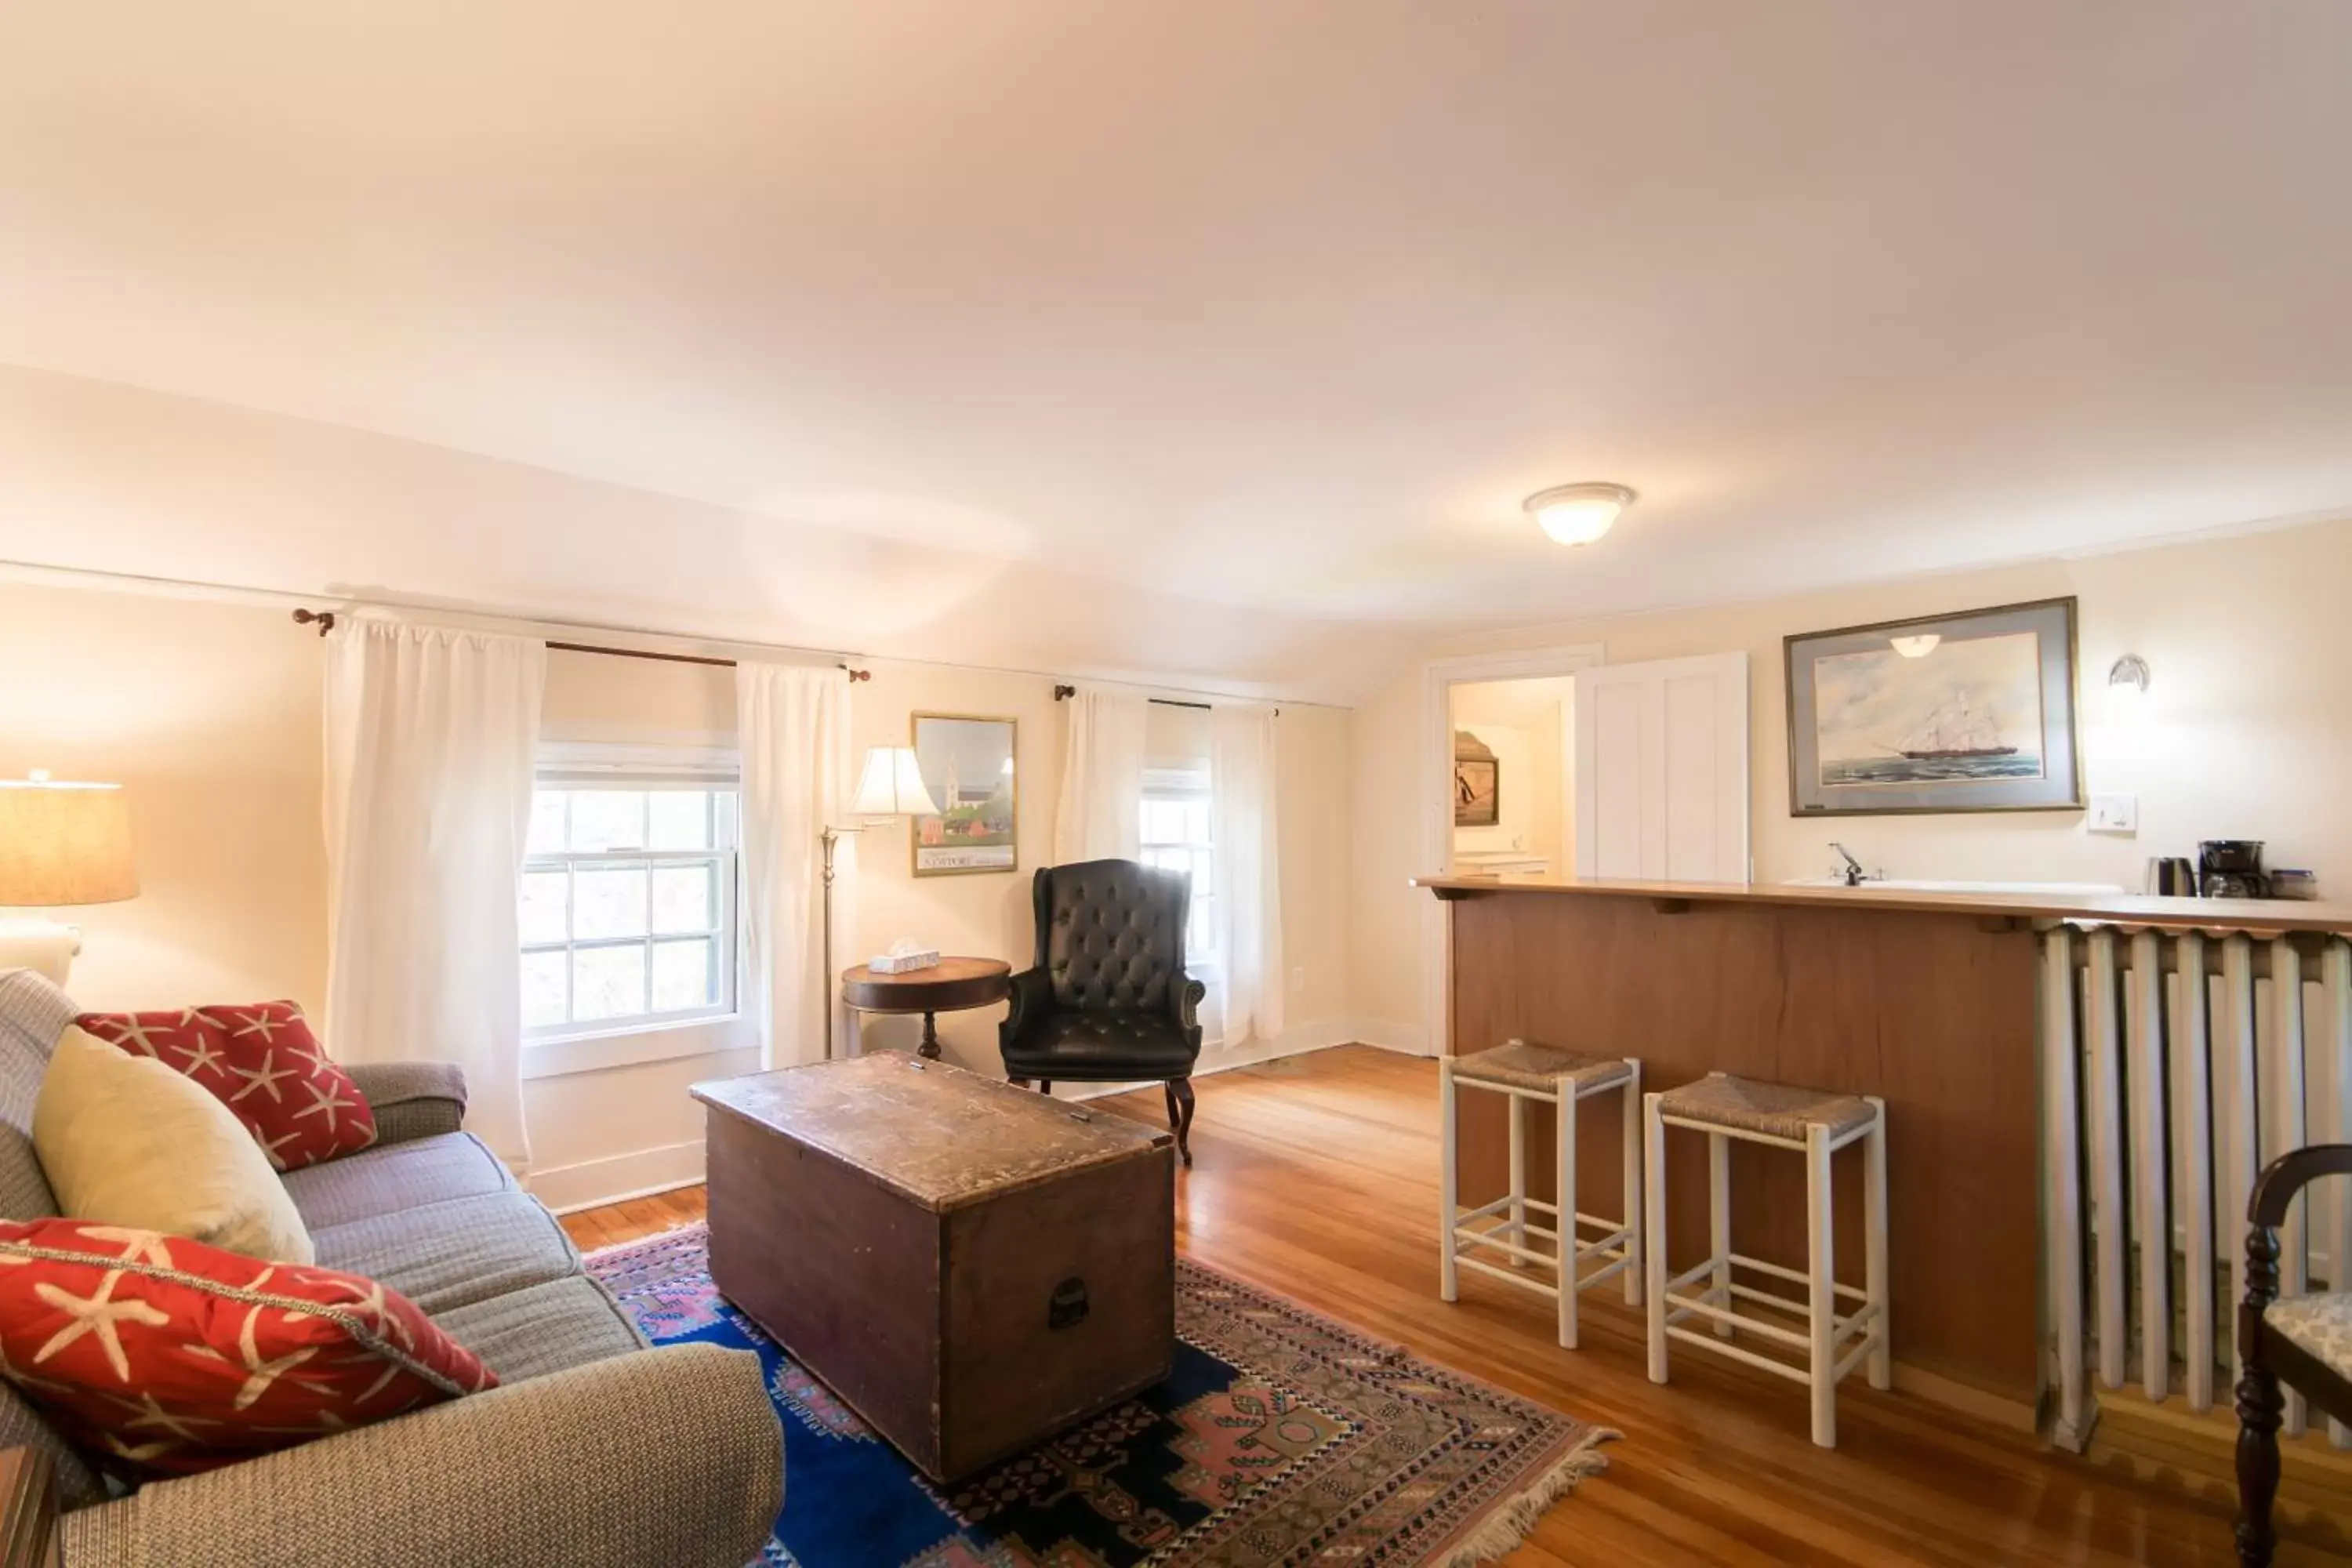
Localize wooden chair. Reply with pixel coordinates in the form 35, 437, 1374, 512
2236, 1144, 2352, 1566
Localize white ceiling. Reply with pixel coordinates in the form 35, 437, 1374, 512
5, 1, 2350, 695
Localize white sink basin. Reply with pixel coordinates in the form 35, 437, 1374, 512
1782, 877, 2126, 895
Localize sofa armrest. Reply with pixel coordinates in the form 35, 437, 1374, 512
343, 1062, 469, 1147
60, 1343, 780, 1568
1000, 967, 1052, 1047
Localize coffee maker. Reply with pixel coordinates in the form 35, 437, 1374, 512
2198, 840, 2269, 899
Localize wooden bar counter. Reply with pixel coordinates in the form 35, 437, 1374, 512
1414, 872, 2352, 1418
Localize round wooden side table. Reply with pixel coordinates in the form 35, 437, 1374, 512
839, 956, 1012, 1060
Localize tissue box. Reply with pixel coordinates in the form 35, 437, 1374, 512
869, 948, 942, 975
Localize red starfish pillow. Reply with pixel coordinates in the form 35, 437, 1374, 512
0, 1218, 495, 1478
74, 1004, 377, 1172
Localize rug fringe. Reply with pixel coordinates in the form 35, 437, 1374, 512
1428, 1427, 1621, 1568
581, 1218, 708, 1263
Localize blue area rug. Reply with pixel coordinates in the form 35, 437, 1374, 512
586, 1221, 1611, 1568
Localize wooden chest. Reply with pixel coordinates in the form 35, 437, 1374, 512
691, 1054, 1176, 1480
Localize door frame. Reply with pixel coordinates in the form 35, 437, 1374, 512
1417, 643, 1605, 1056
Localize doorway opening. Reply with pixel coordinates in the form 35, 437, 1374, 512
1449, 674, 1577, 878
1416, 645, 1604, 1051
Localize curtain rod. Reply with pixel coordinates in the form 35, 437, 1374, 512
291, 609, 872, 681
7, 557, 1343, 709
1051, 684, 1273, 716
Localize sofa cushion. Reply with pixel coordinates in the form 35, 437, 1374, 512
0, 1218, 495, 1480
431, 1276, 645, 1384
281, 1132, 515, 1232
34, 1025, 314, 1265
0, 969, 73, 1219
310, 1193, 580, 1317
74, 1003, 377, 1172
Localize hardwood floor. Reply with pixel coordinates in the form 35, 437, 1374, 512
562, 1045, 2343, 1566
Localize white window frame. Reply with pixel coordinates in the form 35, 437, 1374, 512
1140, 764, 1221, 1045
520, 742, 757, 1080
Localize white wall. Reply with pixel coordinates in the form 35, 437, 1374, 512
0, 583, 328, 1013
1352, 514, 2352, 1047
0, 576, 1354, 1207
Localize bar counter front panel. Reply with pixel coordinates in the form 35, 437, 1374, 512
1436, 883, 2042, 1403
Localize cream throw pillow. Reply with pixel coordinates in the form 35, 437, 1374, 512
33, 1025, 315, 1264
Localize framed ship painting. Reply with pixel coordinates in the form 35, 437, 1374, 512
909, 713, 1018, 875
1784, 597, 2084, 816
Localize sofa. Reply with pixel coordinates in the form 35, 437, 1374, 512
0, 969, 783, 1567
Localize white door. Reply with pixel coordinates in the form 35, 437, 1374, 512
1573, 653, 1750, 883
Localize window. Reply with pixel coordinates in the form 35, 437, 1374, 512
1139, 768, 1214, 961
520, 780, 740, 1041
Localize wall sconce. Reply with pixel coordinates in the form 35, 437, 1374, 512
2107, 654, 2151, 697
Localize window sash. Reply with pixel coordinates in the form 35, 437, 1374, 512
1140, 775, 1216, 961
521, 777, 742, 1043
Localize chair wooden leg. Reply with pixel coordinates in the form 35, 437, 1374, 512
1806, 1123, 1838, 1449
1167, 1077, 1196, 1166
1643, 1092, 1668, 1385
1621, 1060, 1643, 1308
1037, 1080, 1052, 1095
1708, 1131, 1734, 1338
1439, 1058, 1459, 1302
2237, 1361, 2285, 1566
1555, 1078, 1578, 1349
1009, 1077, 1032, 1089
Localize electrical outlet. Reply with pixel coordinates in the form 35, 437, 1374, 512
2088, 793, 2139, 834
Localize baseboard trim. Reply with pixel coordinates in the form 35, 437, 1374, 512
527, 1138, 706, 1214
1889, 1362, 2038, 1433
1347, 1018, 1436, 1057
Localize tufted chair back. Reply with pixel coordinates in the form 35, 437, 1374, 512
1033, 859, 1190, 1014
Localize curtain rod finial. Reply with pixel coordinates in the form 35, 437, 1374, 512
292, 608, 336, 637
840, 665, 871, 682
1053, 684, 1076, 700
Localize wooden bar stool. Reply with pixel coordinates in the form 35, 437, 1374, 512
1439, 1039, 1643, 1349
1642, 1071, 1889, 1448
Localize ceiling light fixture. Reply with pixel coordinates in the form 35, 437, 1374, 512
1888, 634, 1941, 659
1524, 482, 1635, 547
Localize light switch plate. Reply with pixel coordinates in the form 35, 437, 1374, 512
2088, 793, 2139, 834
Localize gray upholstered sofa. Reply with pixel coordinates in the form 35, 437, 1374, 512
0, 970, 783, 1567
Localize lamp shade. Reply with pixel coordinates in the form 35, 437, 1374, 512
851, 746, 941, 818
0, 776, 138, 906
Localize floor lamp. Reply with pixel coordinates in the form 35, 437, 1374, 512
820, 746, 942, 1059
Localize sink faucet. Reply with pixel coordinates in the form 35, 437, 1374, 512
1830, 843, 1872, 887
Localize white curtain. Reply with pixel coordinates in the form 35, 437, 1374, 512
323, 618, 546, 1167
737, 662, 853, 1070
1210, 703, 1284, 1046
1052, 684, 1149, 863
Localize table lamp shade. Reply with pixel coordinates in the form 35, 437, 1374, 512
0, 779, 139, 906
851, 746, 941, 818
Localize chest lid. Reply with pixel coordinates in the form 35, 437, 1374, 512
692, 1054, 1171, 1212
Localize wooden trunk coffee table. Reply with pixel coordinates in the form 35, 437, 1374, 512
691, 1054, 1175, 1481
838, 956, 1010, 1060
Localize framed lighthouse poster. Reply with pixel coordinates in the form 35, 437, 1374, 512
1784, 597, 2083, 816
909, 713, 1018, 874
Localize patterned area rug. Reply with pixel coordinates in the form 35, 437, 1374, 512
586, 1223, 1613, 1568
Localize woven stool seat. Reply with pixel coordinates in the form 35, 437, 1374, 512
1655, 1072, 1875, 1142
1454, 1040, 1635, 1094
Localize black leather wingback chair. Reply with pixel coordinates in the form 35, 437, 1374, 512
999, 858, 1207, 1164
